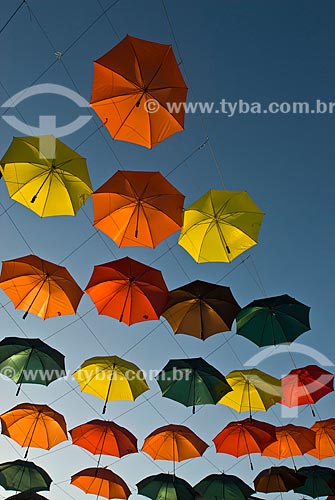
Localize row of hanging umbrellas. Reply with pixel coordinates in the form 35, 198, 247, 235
0, 135, 265, 262
0, 337, 332, 415
1, 403, 334, 468
0, 253, 312, 344
1, 459, 334, 499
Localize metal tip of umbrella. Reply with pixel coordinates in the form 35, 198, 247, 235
30, 195, 37, 203
102, 404, 107, 415
22, 311, 28, 320
16, 384, 22, 396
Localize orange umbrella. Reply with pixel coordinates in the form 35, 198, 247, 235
307, 419, 335, 459
0, 403, 68, 458
213, 418, 277, 470
141, 424, 208, 474
92, 171, 185, 248
262, 424, 316, 469
70, 419, 137, 465
0, 254, 83, 319
90, 35, 188, 148
71, 467, 130, 499
85, 257, 170, 325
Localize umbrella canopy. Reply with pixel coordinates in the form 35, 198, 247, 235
0, 254, 83, 320
254, 466, 306, 493
236, 294, 311, 346
218, 369, 282, 418
72, 355, 149, 414
137, 473, 197, 500
141, 424, 208, 462
213, 418, 277, 470
0, 460, 52, 493
0, 135, 92, 216
90, 35, 188, 148
307, 418, 335, 459
85, 256, 170, 325
294, 466, 335, 498
178, 190, 264, 263
155, 357, 232, 413
0, 337, 65, 396
70, 419, 138, 459
0, 403, 68, 458
5, 492, 47, 500
261, 424, 316, 469
194, 473, 255, 500
280, 365, 334, 408
162, 280, 241, 340
92, 170, 185, 248
71, 467, 130, 499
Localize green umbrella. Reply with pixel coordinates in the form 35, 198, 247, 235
194, 473, 255, 500
236, 294, 310, 346
6, 492, 47, 500
0, 460, 52, 493
0, 337, 65, 395
155, 357, 232, 413
294, 466, 335, 498
137, 473, 197, 500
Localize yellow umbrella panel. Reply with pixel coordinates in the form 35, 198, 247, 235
0, 135, 92, 217
178, 190, 264, 263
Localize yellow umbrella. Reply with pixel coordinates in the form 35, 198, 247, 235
72, 355, 149, 414
218, 369, 282, 418
0, 135, 92, 216
178, 190, 264, 263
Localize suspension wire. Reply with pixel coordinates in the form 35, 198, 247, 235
0, 0, 26, 36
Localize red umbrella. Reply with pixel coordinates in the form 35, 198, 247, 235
280, 365, 334, 415
213, 418, 277, 470
85, 257, 170, 325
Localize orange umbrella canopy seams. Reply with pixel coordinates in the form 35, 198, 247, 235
307, 419, 335, 459
261, 424, 316, 458
92, 171, 185, 248
0, 255, 83, 319
70, 419, 138, 457
141, 424, 208, 461
90, 35, 188, 148
71, 467, 131, 499
0, 403, 68, 452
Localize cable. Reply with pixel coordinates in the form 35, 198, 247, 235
0, 0, 26, 36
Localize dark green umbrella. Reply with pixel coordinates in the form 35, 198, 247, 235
0, 337, 65, 395
236, 294, 310, 346
137, 473, 197, 500
194, 473, 255, 500
294, 466, 335, 498
0, 460, 52, 493
6, 492, 48, 500
155, 357, 232, 413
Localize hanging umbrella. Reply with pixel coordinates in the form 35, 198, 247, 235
70, 419, 137, 466
71, 467, 130, 499
280, 365, 334, 413
85, 256, 170, 325
294, 466, 335, 498
261, 424, 316, 469
137, 473, 197, 500
72, 355, 149, 414
178, 190, 264, 263
0, 337, 65, 396
90, 35, 188, 149
0, 254, 83, 319
162, 280, 241, 340
92, 170, 185, 248
0, 460, 52, 493
155, 357, 232, 413
0, 403, 68, 458
5, 492, 48, 500
141, 424, 208, 474
236, 294, 310, 346
254, 466, 306, 493
307, 418, 335, 459
194, 473, 255, 500
213, 418, 277, 470
0, 135, 92, 216
218, 369, 282, 419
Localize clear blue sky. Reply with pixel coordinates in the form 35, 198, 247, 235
0, 1, 334, 499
